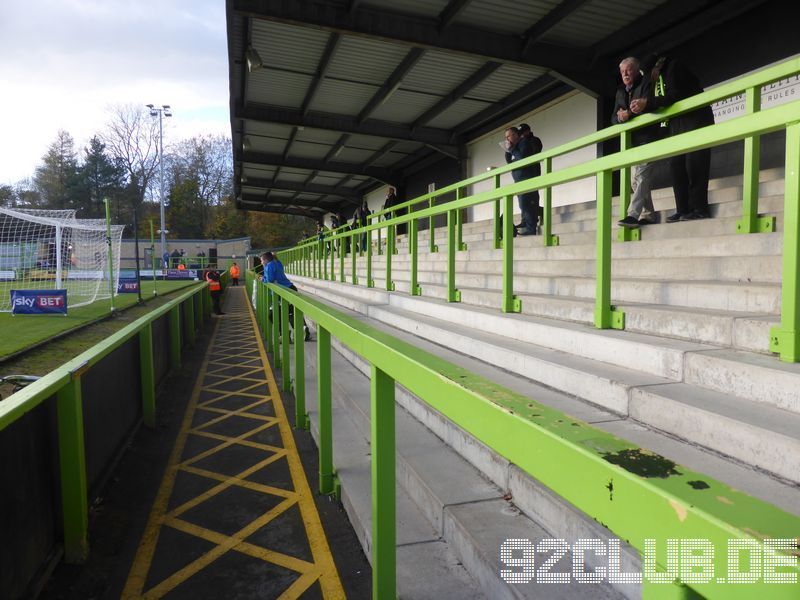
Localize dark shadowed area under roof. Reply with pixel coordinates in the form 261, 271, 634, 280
226, 0, 767, 218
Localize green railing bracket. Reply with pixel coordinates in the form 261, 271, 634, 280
610, 308, 626, 330
332, 473, 342, 502
545, 234, 560, 247
617, 227, 641, 242
448, 289, 461, 303
459, 242, 468, 251
431, 245, 439, 253
503, 296, 522, 313
770, 326, 799, 362
736, 215, 775, 234
412, 285, 422, 296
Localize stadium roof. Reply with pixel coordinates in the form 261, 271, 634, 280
226, 0, 765, 218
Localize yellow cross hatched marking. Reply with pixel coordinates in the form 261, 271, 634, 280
123, 288, 346, 599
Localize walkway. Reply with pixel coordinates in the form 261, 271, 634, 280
122, 286, 345, 599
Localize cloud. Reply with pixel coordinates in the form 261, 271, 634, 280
0, 0, 230, 184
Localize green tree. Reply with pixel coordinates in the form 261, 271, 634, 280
80, 136, 125, 219
32, 130, 80, 210
167, 177, 204, 238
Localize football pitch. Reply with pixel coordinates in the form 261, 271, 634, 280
0, 280, 199, 359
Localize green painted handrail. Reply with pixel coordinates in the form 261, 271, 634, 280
262, 281, 800, 600
283, 57, 800, 360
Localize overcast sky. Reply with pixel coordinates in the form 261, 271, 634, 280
0, 0, 231, 185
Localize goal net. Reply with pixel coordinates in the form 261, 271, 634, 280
0, 208, 125, 312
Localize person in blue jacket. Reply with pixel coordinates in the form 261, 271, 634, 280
260, 252, 311, 341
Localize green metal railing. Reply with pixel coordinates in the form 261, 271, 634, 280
282, 56, 800, 362
258, 281, 800, 600
0, 283, 212, 565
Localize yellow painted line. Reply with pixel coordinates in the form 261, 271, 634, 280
245, 292, 346, 599
123, 288, 346, 599
121, 318, 221, 599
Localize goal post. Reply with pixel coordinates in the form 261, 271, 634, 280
0, 208, 125, 312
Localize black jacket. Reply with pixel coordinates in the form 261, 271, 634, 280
611, 74, 665, 146
646, 56, 714, 135
505, 134, 543, 182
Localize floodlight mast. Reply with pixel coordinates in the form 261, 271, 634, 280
146, 103, 172, 261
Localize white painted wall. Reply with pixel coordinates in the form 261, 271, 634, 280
466, 91, 598, 223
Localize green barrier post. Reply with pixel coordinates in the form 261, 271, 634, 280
371, 365, 396, 600
317, 326, 334, 494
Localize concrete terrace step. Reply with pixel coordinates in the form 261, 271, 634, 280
294, 277, 800, 483
300, 321, 626, 599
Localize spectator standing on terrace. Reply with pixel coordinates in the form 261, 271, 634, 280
630, 55, 714, 221
613, 56, 666, 228
206, 269, 224, 315
260, 252, 311, 341
504, 126, 542, 235
352, 200, 371, 251
383, 187, 407, 236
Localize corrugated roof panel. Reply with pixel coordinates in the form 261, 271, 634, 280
345, 135, 386, 151
402, 51, 485, 95
468, 63, 548, 102
310, 79, 378, 116
267, 190, 296, 200
335, 147, 376, 163
246, 135, 287, 155
392, 141, 424, 154
455, 0, 561, 35
244, 122, 293, 138
251, 20, 329, 74
275, 172, 310, 184
326, 36, 410, 85
426, 98, 493, 129
371, 150, 412, 168
290, 140, 333, 160
247, 69, 312, 108
369, 89, 440, 123
359, 0, 449, 19
541, 0, 667, 47
295, 127, 344, 145
312, 174, 344, 185
242, 165, 277, 178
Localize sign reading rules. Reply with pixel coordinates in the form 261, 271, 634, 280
11, 289, 68, 315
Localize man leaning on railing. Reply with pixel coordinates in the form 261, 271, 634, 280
630, 54, 715, 222
260, 251, 311, 341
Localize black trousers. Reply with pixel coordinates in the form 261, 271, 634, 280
210, 290, 222, 314
268, 285, 308, 332
670, 148, 710, 215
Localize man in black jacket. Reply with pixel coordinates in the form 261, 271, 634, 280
505, 126, 542, 235
630, 55, 714, 221
612, 57, 666, 228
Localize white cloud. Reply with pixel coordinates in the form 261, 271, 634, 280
0, 0, 230, 184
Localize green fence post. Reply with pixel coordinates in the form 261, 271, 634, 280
339, 235, 345, 283
447, 209, 461, 302
428, 197, 438, 253
272, 290, 281, 367
456, 187, 468, 251
770, 121, 800, 362
184, 296, 195, 346
351, 233, 358, 285
293, 306, 308, 430
386, 217, 395, 292
57, 375, 89, 563
370, 364, 396, 600
317, 326, 334, 494
493, 172, 502, 250
281, 295, 290, 391
169, 306, 181, 370
595, 170, 625, 330
366, 227, 374, 288
139, 322, 156, 428
390, 210, 398, 255
193, 291, 202, 332
617, 131, 640, 243
542, 156, 560, 247
737, 86, 775, 234
377, 216, 383, 256
330, 234, 336, 281
502, 194, 521, 313
410, 217, 421, 296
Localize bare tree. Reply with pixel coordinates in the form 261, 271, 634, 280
101, 104, 160, 211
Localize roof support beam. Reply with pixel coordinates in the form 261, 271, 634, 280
232, 0, 587, 72
521, 0, 592, 59
301, 33, 341, 115
357, 48, 425, 123
236, 103, 461, 151
241, 149, 399, 185
241, 176, 362, 199
438, 0, 474, 31
241, 192, 338, 209
411, 61, 501, 130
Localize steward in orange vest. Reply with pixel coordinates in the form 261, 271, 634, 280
206, 270, 223, 314
229, 262, 240, 287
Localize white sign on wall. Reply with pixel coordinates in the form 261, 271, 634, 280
712, 75, 800, 122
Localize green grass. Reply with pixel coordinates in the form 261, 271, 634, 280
0, 280, 199, 359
